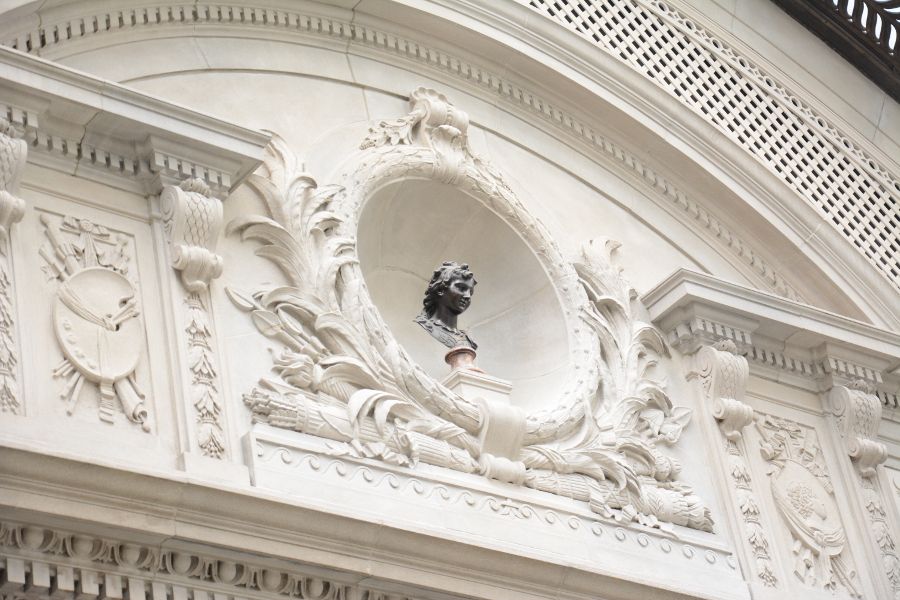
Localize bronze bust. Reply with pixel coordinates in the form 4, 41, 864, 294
414, 261, 477, 350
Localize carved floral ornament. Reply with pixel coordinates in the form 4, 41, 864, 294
229, 88, 712, 531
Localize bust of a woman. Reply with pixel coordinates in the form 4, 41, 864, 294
414, 261, 477, 350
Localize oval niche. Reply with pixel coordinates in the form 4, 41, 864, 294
357, 178, 570, 412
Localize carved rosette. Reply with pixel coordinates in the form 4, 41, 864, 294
228, 88, 711, 532
161, 179, 227, 459
0, 117, 26, 414
829, 381, 900, 595
688, 341, 777, 587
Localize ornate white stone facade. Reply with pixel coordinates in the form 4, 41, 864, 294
0, 1, 898, 599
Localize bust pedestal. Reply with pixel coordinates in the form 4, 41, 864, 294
441, 352, 524, 462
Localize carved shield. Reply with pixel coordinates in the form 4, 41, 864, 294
53, 267, 142, 383
772, 459, 845, 558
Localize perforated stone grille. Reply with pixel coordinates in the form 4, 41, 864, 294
526, 0, 900, 289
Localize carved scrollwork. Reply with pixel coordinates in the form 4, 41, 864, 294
828, 381, 900, 594
161, 178, 227, 457
0, 118, 26, 250
160, 178, 224, 293
0, 117, 26, 414
829, 380, 888, 478
688, 341, 777, 586
689, 341, 752, 441
229, 88, 710, 531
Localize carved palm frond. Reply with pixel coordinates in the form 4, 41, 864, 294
572, 238, 682, 444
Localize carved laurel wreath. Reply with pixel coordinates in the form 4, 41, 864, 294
229, 88, 711, 531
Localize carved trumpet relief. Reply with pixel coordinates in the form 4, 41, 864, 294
40, 213, 149, 431
229, 88, 712, 532
0, 117, 26, 414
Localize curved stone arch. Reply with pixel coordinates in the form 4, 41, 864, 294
0, 1, 816, 302
2, 0, 893, 327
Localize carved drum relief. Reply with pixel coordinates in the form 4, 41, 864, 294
230, 88, 712, 532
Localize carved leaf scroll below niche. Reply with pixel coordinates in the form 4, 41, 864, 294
756, 415, 861, 597
39, 214, 149, 431
229, 88, 711, 532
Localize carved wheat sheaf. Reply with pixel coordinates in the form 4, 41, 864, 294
229, 88, 712, 532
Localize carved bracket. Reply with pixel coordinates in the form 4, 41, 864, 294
160, 178, 224, 292
688, 340, 752, 440
687, 341, 779, 587
829, 380, 887, 478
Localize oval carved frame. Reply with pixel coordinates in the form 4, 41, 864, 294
231, 87, 712, 531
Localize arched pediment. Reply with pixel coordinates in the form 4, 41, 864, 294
0, 0, 896, 329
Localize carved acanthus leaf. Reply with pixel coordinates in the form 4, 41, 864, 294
829, 381, 887, 477
229, 89, 711, 532
160, 178, 224, 293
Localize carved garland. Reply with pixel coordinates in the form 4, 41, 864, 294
689, 341, 778, 587
0, 117, 25, 414
230, 88, 711, 531
161, 178, 227, 458
830, 381, 900, 594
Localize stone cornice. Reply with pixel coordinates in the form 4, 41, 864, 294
0, 442, 749, 600
0, 46, 270, 194
644, 270, 900, 400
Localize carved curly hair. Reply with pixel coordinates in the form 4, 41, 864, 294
420, 261, 477, 318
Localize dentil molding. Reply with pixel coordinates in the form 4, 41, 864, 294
645, 269, 900, 404
1, 0, 897, 328
0, 46, 269, 195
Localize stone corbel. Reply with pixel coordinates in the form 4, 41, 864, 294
829, 380, 888, 478
0, 117, 27, 250
160, 178, 224, 292
688, 340, 753, 439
